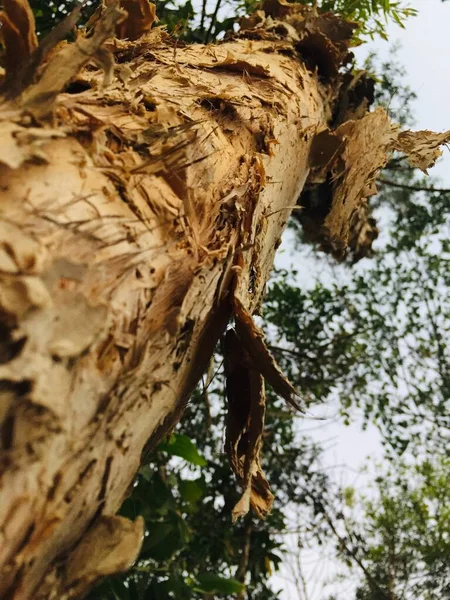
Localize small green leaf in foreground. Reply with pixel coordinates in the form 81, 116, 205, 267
159, 434, 207, 466
195, 573, 245, 595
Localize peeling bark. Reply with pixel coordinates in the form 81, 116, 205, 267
0, 0, 448, 597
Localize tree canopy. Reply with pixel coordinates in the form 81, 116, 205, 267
29, 0, 417, 42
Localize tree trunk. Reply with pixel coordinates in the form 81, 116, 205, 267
0, 1, 447, 598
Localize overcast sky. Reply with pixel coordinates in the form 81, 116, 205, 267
275, 2, 450, 598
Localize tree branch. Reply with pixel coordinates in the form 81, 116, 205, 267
205, 0, 222, 42
378, 177, 450, 194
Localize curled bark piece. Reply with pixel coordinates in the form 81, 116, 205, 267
0, 0, 37, 80
323, 109, 394, 254
5, 1, 86, 99
18, 2, 126, 116
223, 329, 274, 521
64, 515, 144, 598
325, 112, 450, 255
300, 110, 450, 260
394, 129, 450, 173
116, 0, 157, 40
233, 296, 302, 411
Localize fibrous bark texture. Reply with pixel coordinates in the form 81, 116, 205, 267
0, 0, 448, 597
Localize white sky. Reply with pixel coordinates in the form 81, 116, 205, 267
274, 2, 450, 598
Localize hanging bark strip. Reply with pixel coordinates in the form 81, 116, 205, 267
0, 0, 449, 597
223, 328, 273, 522
0, 0, 37, 81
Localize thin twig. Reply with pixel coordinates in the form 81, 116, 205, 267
205, 0, 222, 43
320, 501, 390, 599
200, 0, 208, 34
379, 177, 450, 194
236, 516, 253, 599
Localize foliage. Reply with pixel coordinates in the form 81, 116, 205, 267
286, 456, 450, 600
317, 0, 417, 40
87, 388, 329, 599
342, 457, 450, 600
265, 241, 450, 457
29, 1, 96, 36
27, 0, 416, 43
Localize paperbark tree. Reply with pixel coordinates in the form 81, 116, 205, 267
0, 0, 448, 598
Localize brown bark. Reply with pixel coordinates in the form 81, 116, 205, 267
0, 1, 448, 598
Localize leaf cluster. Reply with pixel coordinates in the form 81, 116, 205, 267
353, 457, 450, 600
318, 0, 417, 40
88, 383, 330, 599
27, 0, 417, 43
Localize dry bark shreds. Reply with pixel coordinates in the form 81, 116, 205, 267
301, 111, 450, 260
18, 2, 125, 117
116, 0, 157, 40
5, 1, 86, 99
394, 129, 450, 173
233, 296, 302, 411
87, 0, 157, 41
347, 201, 379, 262
235, 0, 355, 80
262, 0, 356, 49
0, 0, 37, 80
324, 112, 450, 256
260, 0, 356, 79
0, 122, 66, 169
223, 329, 274, 522
63, 515, 144, 598
323, 109, 394, 254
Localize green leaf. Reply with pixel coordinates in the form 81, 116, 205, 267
194, 573, 245, 595
343, 486, 355, 508
159, 434, 207, 466
128, 579, 140, 600
140, 520, 186, 561
144, 575, 191, 600
179, 478, 206, 504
